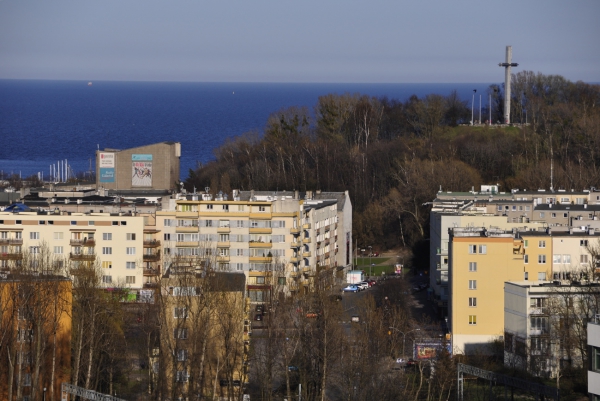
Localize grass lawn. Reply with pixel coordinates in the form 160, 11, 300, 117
353, 257, 391, 266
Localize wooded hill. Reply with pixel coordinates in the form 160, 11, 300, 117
185, 71, 600, 257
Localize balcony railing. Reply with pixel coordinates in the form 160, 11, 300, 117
70, 239, 96, 247
144, 268, 160, 276
143, 239, 161, 247
0, 238, 23, 246
69, 253, 96, 261
143, 252, 161, 262
0, 252, 23, 260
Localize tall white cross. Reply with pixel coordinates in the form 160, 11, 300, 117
498, 46, 519, 124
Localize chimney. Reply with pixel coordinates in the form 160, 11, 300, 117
294, 190, 299, 200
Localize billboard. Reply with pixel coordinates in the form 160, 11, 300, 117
413, 340, 451, 360
132, 154, 152, 187
99, 152, 115, 183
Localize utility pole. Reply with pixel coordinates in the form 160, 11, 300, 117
498, 45, 519, 124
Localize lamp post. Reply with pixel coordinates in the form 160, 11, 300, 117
43, 388, 47, 401
471, 90, 476, 125
389, 327, 420, 359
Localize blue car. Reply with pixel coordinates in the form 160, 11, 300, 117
343, 285, 359, 293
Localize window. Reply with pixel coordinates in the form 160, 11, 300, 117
174, 307, 188, 319
539, 212, 545, 218
206, 204, 213, 210
126, 276, 136, 284
538, 255, 546, 264
102, 247, 112, 255
469, 262, 477, 272
524, 272, 529, 280
177, 349, 188, 361
563, 213, 568, 218
530, 316, 548, 333
469, 280, 477, 290
524, 254, 529, 263
218, 248, 229, 256
278, 277, 286, 285
538, 240, 546, 248
469, 315, 477, 325
469, 297, 477, 307
222, 204, 229, 211
126, 261, 136, 269
551, 213, 556, 218
497, 205, 502, 211
51, 246, 63, 255
176, 371, 189, 382
30, 232, 40, 240
259, 206, 266, 212
580, 239, 588, 247
219, 234, 229, 242
174, 328, 188, 339
553, 254, 561, 264
126, 247, 136, 255
102, 275, 112, 284
256, 276, 266, 284
538, 272, 546, 280
53, 232, 63, 240
468, 245, 477, 254
478, 245, 487, 254
205, 220, 213, 227
102, 261, 112, 269
126, 233, 136, 241
563, 254, 571, 264
581, 254, 589, 264
103, 233, 112, 240
524, 240, 528, 248
525, 206, 531, 211
593, 345, 600, 373
29, 246, 40, 254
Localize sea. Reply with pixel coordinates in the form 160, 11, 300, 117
0, 80, 494, 180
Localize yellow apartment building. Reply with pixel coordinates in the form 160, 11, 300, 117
449, 227, 538, 354
0, 210, 146, 289
521, 232, 553, 282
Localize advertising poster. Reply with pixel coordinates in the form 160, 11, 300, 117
98, 152, 115, 183
132, 154, 153, 186
414, 341, 451, 360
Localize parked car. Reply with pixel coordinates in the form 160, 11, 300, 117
343, 285, 359, 293
255, 304, 264, 313
351, 315, 360, 323
254, 314, 263, 321
367, 279, 376, 287
357, 281, 369, 290
305, 311, 320, 318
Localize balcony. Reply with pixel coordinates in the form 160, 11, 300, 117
290, 241, 301, 249
0, 252, 23, 260
217, 241, 231, 248
143, 252, 161, 262
70, 239, 96, 247
302, 223, 311, 229
143, 239, 161, 248
290, 256, 299, 263
144, 282, 159, 288
529, 307, 548, 315
249, 227, 272, 234
217, 226, 231, 233
290, 227, 301, 235
69, 253, 96, 261
175, 226, 199, 233
144, 268, 160, 277
289, 270, 301, 278
249, 241, 272, 248
302, 238, 311, 244
217, 255, 230, 262
302, 251, 311, 258
0, 238, 23, 246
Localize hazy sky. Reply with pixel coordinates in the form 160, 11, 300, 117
1, 0, 598, 83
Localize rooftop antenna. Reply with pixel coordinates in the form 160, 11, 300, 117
499, 45, 519, 124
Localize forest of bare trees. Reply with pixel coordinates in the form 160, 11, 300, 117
186, 72, 600, 257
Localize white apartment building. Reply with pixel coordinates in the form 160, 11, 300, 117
0, 210, 146, 289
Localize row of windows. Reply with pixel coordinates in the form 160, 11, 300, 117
102, 247, 136, 255
0, 220, 127, 226
524, 254, 589, 264
24, 232, 136, 240
101, 261, 136, 269
102, 275, 136, 284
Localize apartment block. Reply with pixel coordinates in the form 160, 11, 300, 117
504, 281, 600, 378
157, 190, 352, 302
589, 315, 600, 400
448, 227, 531, 354
0, 210, 146, 289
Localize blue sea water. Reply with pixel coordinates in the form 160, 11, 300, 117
0, 80, 494, 180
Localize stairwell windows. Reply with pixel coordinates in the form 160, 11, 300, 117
524, 255, 529, 264
469, 297, 477, 307
469, 262, 477, 272
469, 315, 477, 325
469, 280, 477, 290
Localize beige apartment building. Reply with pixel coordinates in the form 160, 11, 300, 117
0, 210, 146, 289
157, 190, 352, 302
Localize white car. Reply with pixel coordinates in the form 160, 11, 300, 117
357, 281, 369, 291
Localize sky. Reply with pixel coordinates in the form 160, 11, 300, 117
0, 0, 599, 83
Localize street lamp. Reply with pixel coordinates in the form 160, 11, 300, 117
389, 327, 421, 359
471, 90, 476, 125
43, 388, 47, 401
